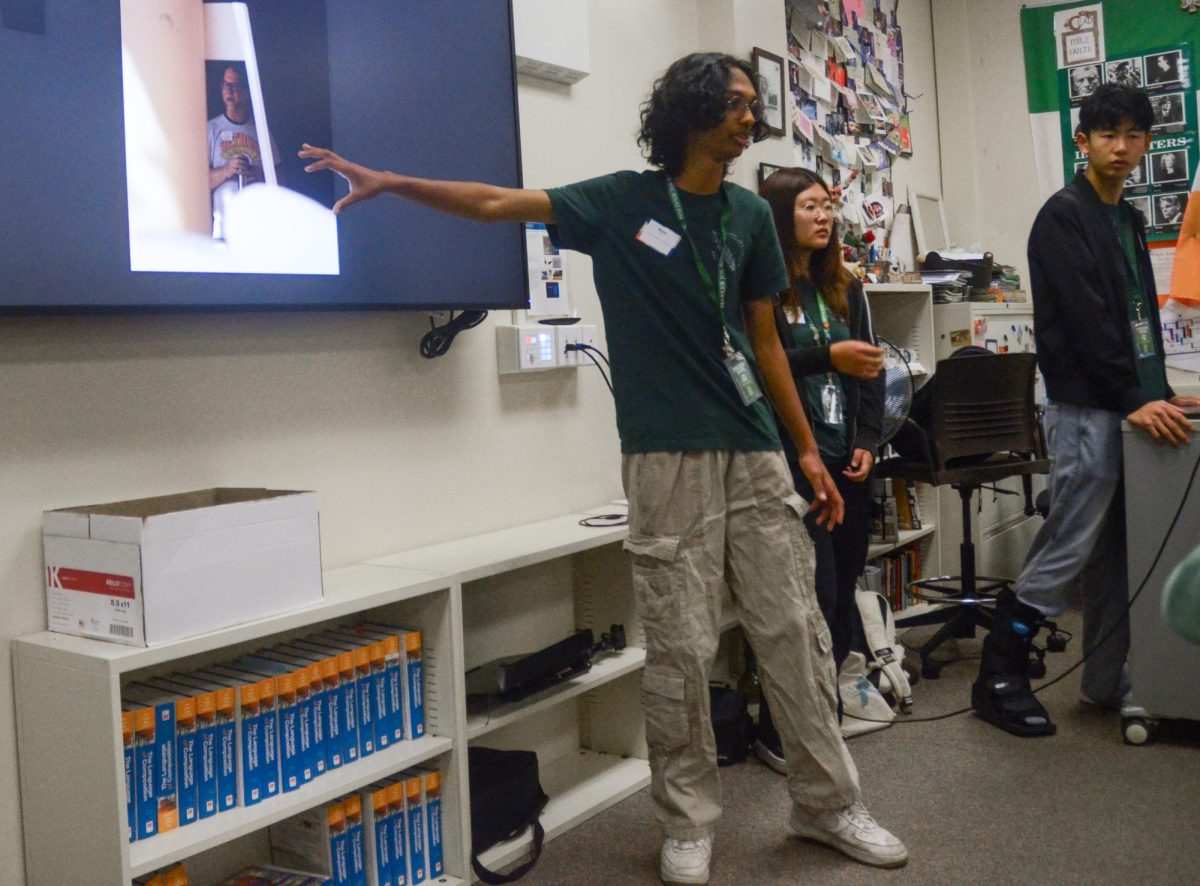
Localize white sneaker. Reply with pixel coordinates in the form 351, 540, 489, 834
792, 801, 908, 868
660, 836, 712, 885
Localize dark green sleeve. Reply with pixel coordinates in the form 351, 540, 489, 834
546, 172, 629, 254
739, 201, 790, 302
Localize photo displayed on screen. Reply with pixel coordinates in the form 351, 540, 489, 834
122, 0, 337, 275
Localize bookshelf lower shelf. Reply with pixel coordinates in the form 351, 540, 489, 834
466, 647, 645, 740
474, 750, 650, 875
868, 525, 935, 560
129, 735, 453, 878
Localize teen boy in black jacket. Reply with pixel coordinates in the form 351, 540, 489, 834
972, 83, 1198, 737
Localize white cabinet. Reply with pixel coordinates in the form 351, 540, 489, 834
14, 510, 647, 885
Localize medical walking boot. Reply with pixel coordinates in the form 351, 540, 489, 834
971, 589, 1056, 736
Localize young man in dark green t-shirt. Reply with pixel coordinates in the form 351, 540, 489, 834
301, 52, 907, 882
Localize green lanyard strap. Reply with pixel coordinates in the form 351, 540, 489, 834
666, 178, 733, 356
800, 287, 838, 387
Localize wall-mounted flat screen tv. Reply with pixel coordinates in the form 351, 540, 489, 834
0, 0, 527, 311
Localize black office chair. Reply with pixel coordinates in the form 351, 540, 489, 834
876, 352, 1051, 679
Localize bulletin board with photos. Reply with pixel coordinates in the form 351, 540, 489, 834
1062, 44, 1195, 239
781, 0, 911, 246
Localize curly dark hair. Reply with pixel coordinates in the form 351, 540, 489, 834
1076, 83, 1153, 135
637, 52, 768, 177
759, 167, 853, 320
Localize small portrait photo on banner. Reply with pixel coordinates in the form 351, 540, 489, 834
1127, 196, 1151, 229
1104, 57, 1144, 89
1067, 62, 1103, 102
1144, 50, 1184, 89
1150, 150, 1188, 186
1151, 92, 1186, 131
1154, 192, 1187, 228
1123, 157, 1149, 191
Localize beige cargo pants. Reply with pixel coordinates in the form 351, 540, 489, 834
623, 450, 861, 840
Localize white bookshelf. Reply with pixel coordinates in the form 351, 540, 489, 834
13, 506, 642, 886
864, 283, 941, 612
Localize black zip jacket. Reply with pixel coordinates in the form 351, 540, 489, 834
772, 277, 884, 476
1029, 173, 1173, 414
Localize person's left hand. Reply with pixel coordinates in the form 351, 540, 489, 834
799, 450, 845, 529
1170, 395, 1200, 411
842, 448, 875, 482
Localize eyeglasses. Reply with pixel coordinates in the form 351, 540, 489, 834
725, 95, 764, 120
796, 200, 835, 216
222, 81, 247, 93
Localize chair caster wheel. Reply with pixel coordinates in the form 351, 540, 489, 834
1122, 716, 1156, 746
1029, 659, 1047, 679
903, 662, 920, 686
921, 659, 942, 680
1046, 631, 1068, 653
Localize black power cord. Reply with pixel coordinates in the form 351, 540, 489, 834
567, 342, 614, 394
420, 310, 487, 358
842, 445, 1200, 726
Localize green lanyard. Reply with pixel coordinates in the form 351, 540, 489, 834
666, 178, 734, 356
801, 288, 839, 388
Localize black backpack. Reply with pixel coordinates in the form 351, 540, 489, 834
709, 683, 754, 766
468, 746, 550, 884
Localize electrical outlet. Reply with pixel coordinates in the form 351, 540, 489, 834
496, 325, 559, 373
556, 326, 583, 366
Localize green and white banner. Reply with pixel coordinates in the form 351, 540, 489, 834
1020, 1, 1200, 242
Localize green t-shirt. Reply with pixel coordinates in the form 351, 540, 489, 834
547, 170, 790, 453
787, 286, 851, 462
1106, 202, 1166, 401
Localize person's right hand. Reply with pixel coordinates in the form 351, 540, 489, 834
830, 340, 885, 379
799, 449, 845, 530
1127, 399, 1193, 447
299, 144, 387, 214
225, 154, 250, 183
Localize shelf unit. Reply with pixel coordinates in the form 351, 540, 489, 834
14, 509, 645, 886
864, 283, 941, 608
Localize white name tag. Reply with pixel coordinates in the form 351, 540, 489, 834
636, 219, 682, 256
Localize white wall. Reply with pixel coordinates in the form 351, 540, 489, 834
0, 2, 946, 882
932, 0, 1045, 286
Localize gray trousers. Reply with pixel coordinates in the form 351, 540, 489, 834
1015, 402, 1129, 701
622, 450, 861, 840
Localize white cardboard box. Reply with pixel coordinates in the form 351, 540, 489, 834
44, 488, 323, 647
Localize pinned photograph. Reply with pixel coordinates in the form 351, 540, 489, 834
1123, 157, 1148, 190
1151, 92, 1185, 131
1151, 150, 1188, 186
1127, 196, 1151, 229
1154, 192, 1187, 228
1067, 62, 1103, 102
1104, 57, 1143, 89
861, 193, 890, 227
1144, 50, 1183, 89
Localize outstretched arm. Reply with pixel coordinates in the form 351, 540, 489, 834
299, 144, 554, 223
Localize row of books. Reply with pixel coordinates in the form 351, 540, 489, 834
860, 543, 923, 612
869, 478, 923, 545
121, 622, 426, 842
270, 769, 444, 886
133, 863, 188, 886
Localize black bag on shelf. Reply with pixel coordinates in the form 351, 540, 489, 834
709, 683, 754, 766
469, 746, 550, 884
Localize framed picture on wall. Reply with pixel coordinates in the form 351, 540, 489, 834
758, 162, 785, 187
751, 47, 786, 137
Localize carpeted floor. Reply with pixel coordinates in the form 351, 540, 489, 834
514, 609, 1200, 885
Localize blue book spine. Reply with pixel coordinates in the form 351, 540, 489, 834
176, 722, 198, 826
308, 684, 328, 775
384, 660, 403, 744
356, 671, 375, 757
259, 698, 280, 798
196, 720, 218, 819
425, 792, 443, 877
215, 713, 237, 811
371, 667, 390, 749
240, 706, 262, 806
332, 828, 350, 886
297, 688, 316, 783
349, 819, 367, 886
134, 733, 157, 839
390, 802, 408, 886
341, 680, 360, 763
123, 725, 135, 842
374, 812, 393, 886
406, 796, 426, 885
406, 657, 425, 739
